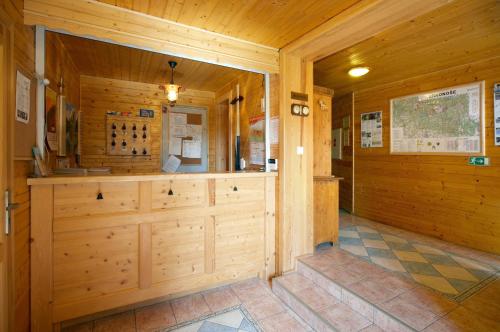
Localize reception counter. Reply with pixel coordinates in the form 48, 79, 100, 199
28, 172, 277, 330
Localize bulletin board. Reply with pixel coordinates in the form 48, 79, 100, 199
162, 106, 208, 172
169, 112, 203, 165
14, 69, 37, 159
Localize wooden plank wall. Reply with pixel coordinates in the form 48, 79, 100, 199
354, 56, 500, 254
332, 93, 353, 212
215, 71, 265, 170
1, 0, 35, 331
45, 31, 81, 168
313, 86, 333, 176
79, 76, 215, 173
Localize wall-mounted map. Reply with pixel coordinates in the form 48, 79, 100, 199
390, 82, 482, 154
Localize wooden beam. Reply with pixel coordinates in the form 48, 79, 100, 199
278, 53, 314, 272
23, 0, 279, 73
283, 0, 453, 61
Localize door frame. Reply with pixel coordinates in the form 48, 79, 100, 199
215, 90, 233, 172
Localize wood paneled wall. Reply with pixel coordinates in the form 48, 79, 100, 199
1, 0, 35, 331
80, 76, 215, 173
354, 56, 500, 254
215, 71, 265, 170
313, 86, 333, 176
332, 93, 353, 212
45, 31, 81, 168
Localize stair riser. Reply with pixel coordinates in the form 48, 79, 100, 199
272, 280, 337, 332
297, 261, 415, 332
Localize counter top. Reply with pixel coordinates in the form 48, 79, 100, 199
27, 171, 277, 185
313, 175, 343, 181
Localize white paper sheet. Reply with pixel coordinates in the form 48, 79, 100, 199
16, 71, 30, 124
171, 124, 187, 137
168, 136, 182, 155
170, 112, 187, 125
162, 155, 181, 173
186, 124, 202, 140
249, 141, 265, 165
182, 139, 202, 158
270, 117, 279, 145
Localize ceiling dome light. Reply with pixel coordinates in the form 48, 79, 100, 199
348, 67, 370, 77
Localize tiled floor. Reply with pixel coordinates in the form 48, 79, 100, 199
62, 212, 500, 332
62, 279, 311, 332
338, 211, 499, 301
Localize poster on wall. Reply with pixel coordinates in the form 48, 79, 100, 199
16, 71, 31, 124
390, 82, 482, 154
332, 128, 342, 159
361, 111, 383, 148
45, 87, 58, 151
249, 115, 265, 165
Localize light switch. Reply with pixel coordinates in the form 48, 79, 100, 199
297, 146, 304, 155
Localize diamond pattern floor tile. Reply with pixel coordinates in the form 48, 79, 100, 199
411, 274, 458, 295
338, 224, 497, 300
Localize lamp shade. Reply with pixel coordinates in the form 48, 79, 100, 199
166, 84, 179, 102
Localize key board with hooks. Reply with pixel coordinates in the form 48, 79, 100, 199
106, 115, 152, 156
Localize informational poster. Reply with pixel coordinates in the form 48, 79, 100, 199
332, 128, 342, 160
249, 115, 265, 165
169, 112, 187, 137
16, 71, 31, 124
182, 140, 201, 158
494, 83, 500, 146
249, 141, 265, 165
361, 111, 383, 148
391, 83, 482, 153
269, 116, 279, 145
45, 87, 58, 151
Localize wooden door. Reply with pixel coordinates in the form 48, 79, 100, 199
0, 22, 9, 332
215, 100, 229, 171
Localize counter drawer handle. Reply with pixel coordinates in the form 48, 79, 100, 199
233, 186, 238, 192
97, 192, 104, 200
168, 189, 174, 195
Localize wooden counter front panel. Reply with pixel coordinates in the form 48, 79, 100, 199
151, 218, 205, 283
151, 180, 206, 210
53, 225, 139, 303
54, 182, 140, 218
30, 174, 276, 328
215, 213, 265, 276
215, 177, 265, 204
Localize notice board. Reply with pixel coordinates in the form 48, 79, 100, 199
163, 106, 208, 172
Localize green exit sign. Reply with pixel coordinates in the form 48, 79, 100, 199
468, 156, 490, 166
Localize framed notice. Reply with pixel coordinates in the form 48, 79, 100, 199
390, 82, 483, 154
361, 111, 382, 148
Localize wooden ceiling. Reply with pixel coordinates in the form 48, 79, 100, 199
51, 32, 250, 92
314, 0, 500, 96
95, 0, 361, 48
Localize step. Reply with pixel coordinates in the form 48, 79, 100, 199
273, 272, 381, 332
295, 247, 456, 331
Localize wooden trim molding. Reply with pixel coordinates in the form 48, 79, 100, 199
23, 0, 279, 73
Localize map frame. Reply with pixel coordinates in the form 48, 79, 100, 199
389, 81, 484, 155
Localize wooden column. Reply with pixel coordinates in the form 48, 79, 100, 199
278, 53, 314, 273
31, 185, 53, 332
